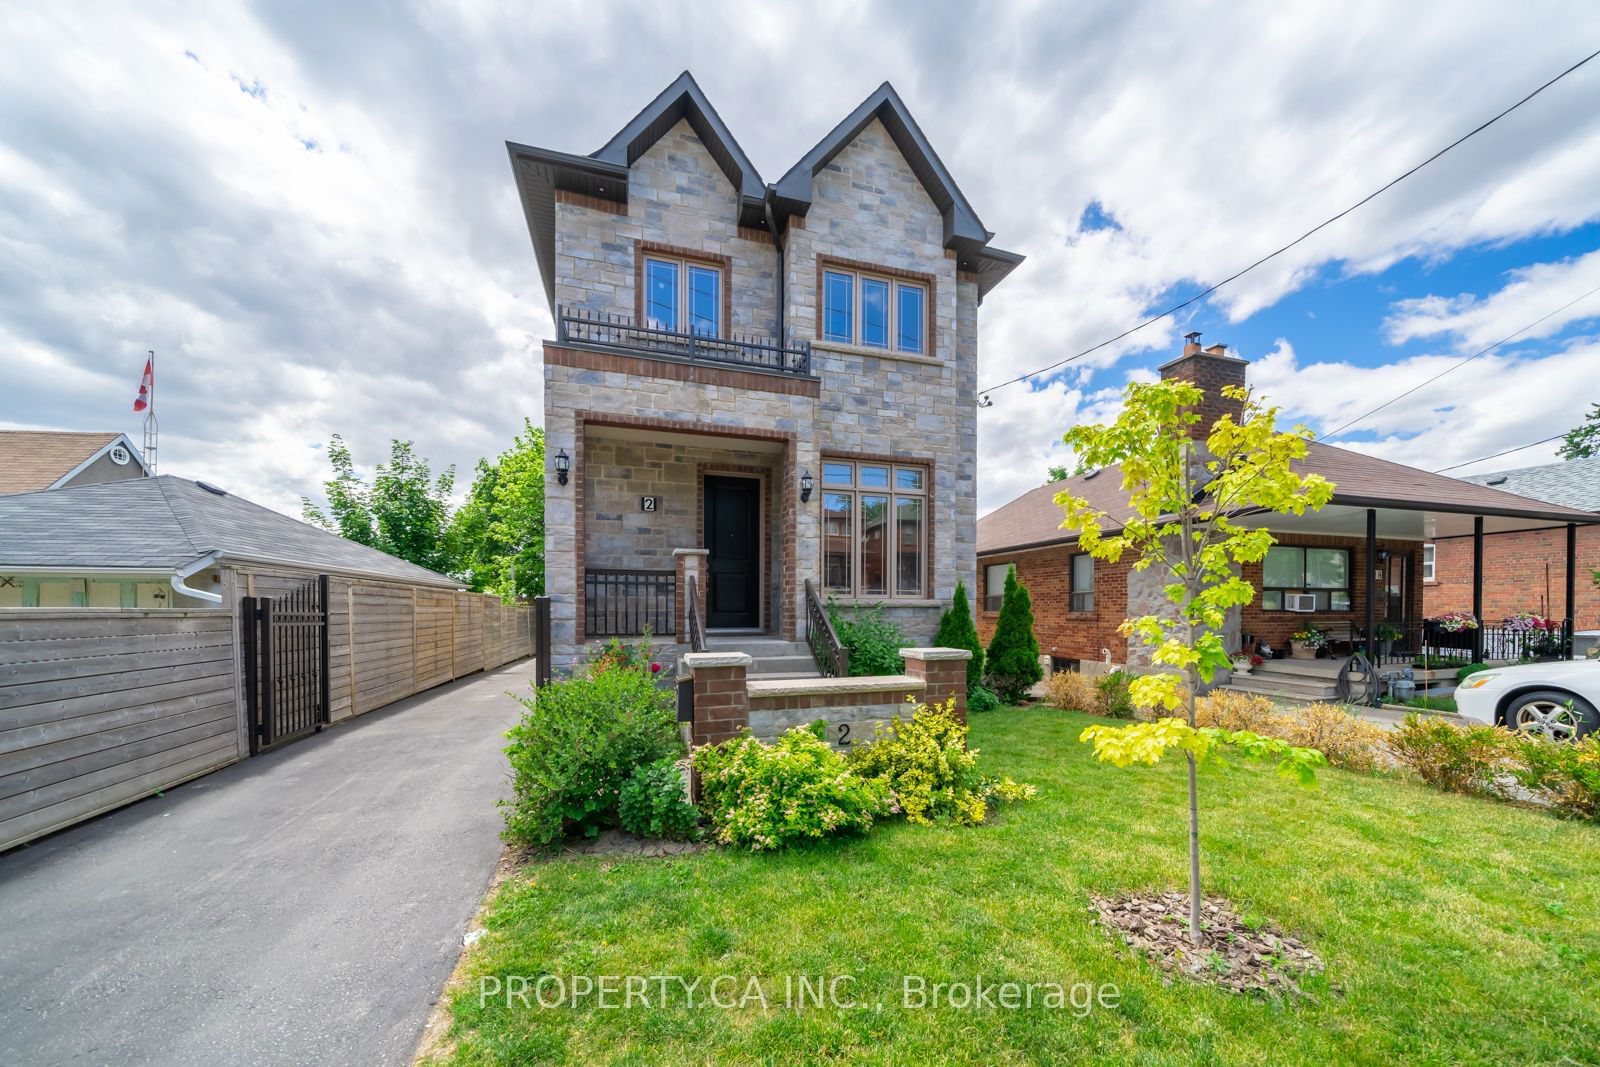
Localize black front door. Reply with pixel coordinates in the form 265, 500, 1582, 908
705, 475, 760, 628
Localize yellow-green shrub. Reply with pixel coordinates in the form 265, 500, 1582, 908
1195, 690, 1284, 733
1386, 714, 1512, 796
1280, 702, 1388, 772
1044, 670, 1098, 713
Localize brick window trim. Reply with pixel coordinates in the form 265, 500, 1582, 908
572, 412, 799, 642
634, 240, 734, 339
820, 448, 936, 604
814, 254, 938, 359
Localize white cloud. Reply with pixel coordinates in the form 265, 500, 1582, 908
1383, 249, 1600, 348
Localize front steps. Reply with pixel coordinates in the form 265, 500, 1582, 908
1223, 656, 1361, 703
703, 635, 820, 680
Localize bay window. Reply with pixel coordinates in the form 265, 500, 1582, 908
643, 255, 721, 336
821, 267, 927, 354
820, 459, 927, 598
1261, 546, 1351, 611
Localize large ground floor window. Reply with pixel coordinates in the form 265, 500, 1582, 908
821, 458, 926, 598
1261, 545, 1351, 611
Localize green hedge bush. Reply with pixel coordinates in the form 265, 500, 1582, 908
828, 605, 908, 677
502, 663, 681, 848
985, 566, 1042, 702
933, 581, 984, 690
618, 757, 701, 841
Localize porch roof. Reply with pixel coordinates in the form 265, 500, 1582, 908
977, 440, 1600, 556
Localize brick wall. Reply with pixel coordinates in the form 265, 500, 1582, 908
1425, 526, 1599, 627
1157, 344, 1246, 437
976, 546, 1131, 665
1239, 534, 1425, 650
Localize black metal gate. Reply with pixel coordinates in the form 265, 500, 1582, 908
533, 595, 552, 688
242, 574, 330, 754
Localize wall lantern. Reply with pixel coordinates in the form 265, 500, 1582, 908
799, 469, 814, 503
554, 448, 571, 486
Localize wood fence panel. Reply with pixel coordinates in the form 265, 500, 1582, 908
348, 582, 416, 715
453, 593, 484, 677
0, 608, 239, 852
414, 589, 455, 691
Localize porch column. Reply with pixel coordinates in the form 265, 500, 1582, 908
1566, 523, 1577, 655
1471, 516, 1485, 662
1364, 509, 1377, 664
683, 651, 750, 746
673, 548, 708, 644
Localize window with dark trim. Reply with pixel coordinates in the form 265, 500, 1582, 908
1070, 553, 1094, 612
1260, 546, 1351, 611
821, 459, 927, 598
821, 268, 927, 354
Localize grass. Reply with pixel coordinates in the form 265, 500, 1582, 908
433, 707, 1600, 1065
1399, 694, 1459, 714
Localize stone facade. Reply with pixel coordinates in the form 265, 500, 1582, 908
540, 113, 990, 671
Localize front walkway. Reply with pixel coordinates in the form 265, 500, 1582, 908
0, 659, 535, 1066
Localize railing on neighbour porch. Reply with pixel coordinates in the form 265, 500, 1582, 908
584, 568, 675, 638
804, 579, 849, 678
557, 305, 813, 376
1420, 619, 1572, 664
686, 575, 707, 653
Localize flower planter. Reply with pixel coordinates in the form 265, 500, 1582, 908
1289, 640, 1318, 660
1231, 659, 1253, 676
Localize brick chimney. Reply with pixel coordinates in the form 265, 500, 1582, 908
1159, 332, 1248, 437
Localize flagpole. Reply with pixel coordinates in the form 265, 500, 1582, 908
143, 349, 158, 475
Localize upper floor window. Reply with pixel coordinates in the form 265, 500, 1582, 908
821, 459, 927, 599
822, 268, 926, 354
644, 256, 720, 336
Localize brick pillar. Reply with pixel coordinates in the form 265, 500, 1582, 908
901, 647, 973, 723
673, 549, 709, 644
684, 651, 751, 746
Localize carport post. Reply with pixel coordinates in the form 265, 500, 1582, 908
1364, 508, 1377, 665
1565, 523, 1577, 657
1472, 517, 1485, 663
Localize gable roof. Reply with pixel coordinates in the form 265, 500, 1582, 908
978, 441, 1600, 555
1461, 454, 1600, 512
0, 431, 147, 494
0, 475, 460, 587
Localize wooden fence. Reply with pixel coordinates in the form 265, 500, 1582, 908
0, 609, 239, 852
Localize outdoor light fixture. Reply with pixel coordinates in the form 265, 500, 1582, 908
800, 469, 814, 502
554, 448, 570, 486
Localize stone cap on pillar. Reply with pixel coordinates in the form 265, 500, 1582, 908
682, 651, 753, 670
899, 647, 973, 661
672, 548, 710, 557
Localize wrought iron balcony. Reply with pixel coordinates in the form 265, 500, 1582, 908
557, 305, 812, 376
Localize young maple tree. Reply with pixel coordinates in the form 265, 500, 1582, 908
1056, 379, 1334, 946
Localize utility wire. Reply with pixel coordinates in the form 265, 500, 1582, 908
1319, 281, 1600, 442
976, 46, 1600, 403
1433, 433, 1567, 474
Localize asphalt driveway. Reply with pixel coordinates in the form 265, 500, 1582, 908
0, 659, 534, 1066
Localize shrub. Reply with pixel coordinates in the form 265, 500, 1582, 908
502, 665, 682, 848
1044, 670, 1098, 713
692, 727, 888, 850
1098, 670, 1141, 719
1194, 690, 1283, 733
617, 757, 701, 841
1279, 702, 1388, 773
1457, 662, 1492, 683
984, 566, 1043, 702
828, 605, 908, 677
588, 635, 663, 677
966, 684, 1002, 714
1510, 734, 1600, 821
1386, 714, 1511, 796
933, 581, 985, 689
846, 698, 1034, 825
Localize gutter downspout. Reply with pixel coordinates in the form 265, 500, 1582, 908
764, 193, 785, 345
172, 550, 223, 605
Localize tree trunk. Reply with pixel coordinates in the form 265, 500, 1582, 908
1185, 661, 1202, 947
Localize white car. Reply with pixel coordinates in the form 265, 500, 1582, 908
1455, 657, 1600, 740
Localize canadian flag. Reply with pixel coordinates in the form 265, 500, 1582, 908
133, 358, 153, 413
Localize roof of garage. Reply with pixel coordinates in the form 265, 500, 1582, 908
0, 475, 461, 587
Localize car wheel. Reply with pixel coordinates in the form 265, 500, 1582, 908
1504, 690, 1598, 741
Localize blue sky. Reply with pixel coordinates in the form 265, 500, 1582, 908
0, 2, 1596, 516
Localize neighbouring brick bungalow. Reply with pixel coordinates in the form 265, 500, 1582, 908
976, 336, 1600, 682
1425, 454, 1600, 629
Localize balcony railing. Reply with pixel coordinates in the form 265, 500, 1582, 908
557, 305, 812, 376
584, 568, 675, 638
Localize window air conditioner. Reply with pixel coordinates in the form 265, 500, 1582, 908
1285, 593, 1317, 612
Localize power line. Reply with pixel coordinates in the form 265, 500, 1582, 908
1432, 433, 1566, 474
1319, 281, 1600, 442
976, 46, 1600, 402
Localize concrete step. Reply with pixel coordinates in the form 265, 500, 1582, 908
1252, 658, 1345, 680
704, 638, 812, 657
1224, 676, 1340, 702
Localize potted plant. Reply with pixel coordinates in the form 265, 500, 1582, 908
1231, 650, 1254, 675
1288, 628, 1325, 660
1374, 619, 1404, 659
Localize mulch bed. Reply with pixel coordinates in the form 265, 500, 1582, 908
1090, 890, 1325, 999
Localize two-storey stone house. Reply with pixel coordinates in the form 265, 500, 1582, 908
510, 72, 1021, 676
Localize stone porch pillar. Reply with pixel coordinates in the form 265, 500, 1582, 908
901, 647, 972, 723
683, 651, 751, 746
673, 548, 709, 644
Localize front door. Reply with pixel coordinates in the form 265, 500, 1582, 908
704, 475, 760, 628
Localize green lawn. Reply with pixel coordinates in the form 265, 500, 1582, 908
433, 707, 1600, 1065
